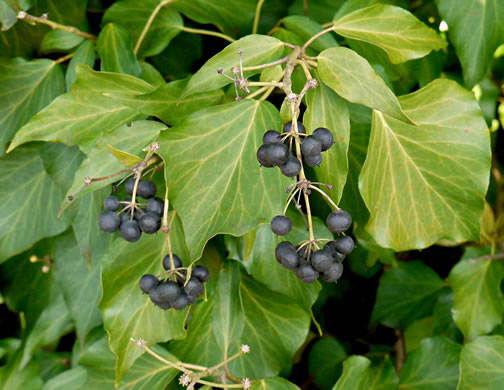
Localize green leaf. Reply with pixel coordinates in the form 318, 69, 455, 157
138, 60, 165, 87
448, 247, 504, 341
102, 0, 182, 58
333, 0, 406, 20
65, 40, 95, 91
0, 351, 43, 390
359, 79, 490, 251
181, 35, 285, 99
0, 145, 70, 262
318, 47, 411, 123
107, 144, 143, 167
41, 367, 88, 390
282, 15, 338, 52
304, 78, 350, 204
309, 338, 346, 389
404, 317, 434, 352
109, 78, 225, 126
20, 293, 73, 368
99, 213, 188, 384
332, 5, 446, 64
0, 58, 64, 156
458, 335, 504, 389
251, 377, 301, 390
0, 0, 17, 31
7, 65, 154, 153
432, 293, 463, 342
97, 23, 141, 77
79, 336, 179, 389
333, 356, 398, 390
371, 261, 446, 329
62, 120, 165, 210
158, 100, 289, 260
435, 0, 504, 87
399, 337, 461, 390
40, 30, 84, 53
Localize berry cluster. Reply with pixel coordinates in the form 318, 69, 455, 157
256, 121, 334, 177
98, 178, 164, 242
273, 210, 354, 284
140, 254, 210, 311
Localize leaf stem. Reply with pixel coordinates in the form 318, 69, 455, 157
17, 12, 97, 40
134, 0, 173, 55
301, 26, 334, 52
247, 81, 283, 88
177, 26, 235, 43
242, 56, 289, 72
54, 52, 74, 64
252, 0, 265, 34
308, 185, 340, 210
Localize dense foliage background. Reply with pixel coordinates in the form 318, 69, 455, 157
1, 0, 504, 389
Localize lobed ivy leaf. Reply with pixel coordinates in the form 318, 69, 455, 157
448, 247, 504, 341
65, 40, 95, 91
0, 57, 64, 156
359, 79, 490, 251
96, 23, 141, 77
304, 77, 350, 204
181, 35, 285, 99
7, 66, 155, 153
102, 0, 183, 58
158, 100, 289, 260
435, 0, 504, 87
318, 47, 411, 123
332, 5, 446, 64
99, 212, 188, 385
332, 355, 397, 390
399, 337, 461, 390
371, 261, 447, 330
458, 335, 504, 389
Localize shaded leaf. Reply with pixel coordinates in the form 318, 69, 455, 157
282, 15, 337, 52
309, 338, 346, 389
0, 351, 43, 390
359, 79, 490, 250
251, 377, 301, 389
138, 60, 165, 87
41, 367, 88, 390
333, 355, 398, 390
0, 0, 17, 31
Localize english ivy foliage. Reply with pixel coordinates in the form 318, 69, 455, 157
0, 1, 503, 389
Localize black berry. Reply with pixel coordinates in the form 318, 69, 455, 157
313, 128, 334, 151
275, 241, 299, 270
192, 265, 210, 282
257, 144, 273, 167
162, 254, 182, 271
283, 121, 306, 134
280, 156, 301, 177
301, 136, 322, 157
125, 178, 135, 195
138, 212, 161, 234
326, 210, 352, 233
176, 270, 187, 284
304, 153, 322, 167
99, 211, 120, 233
155, 301, 172, 310
334, 236, 355, 254
146, 197, 164, 215
104, 196, 120, 211
266, 143, 289, 166
139, 274, 159, 294
271, 215, 292, 236
325, 241, 345, 262
263, 130, 282, 144
171, 293, 190, 310
137, 181, 157, 199
184, 278, 204, 298
120, 220, 142, 242
297, 264, 319, 283
322, 262, 343, 282
311, 250, 333, 272
157, 281, 181, 303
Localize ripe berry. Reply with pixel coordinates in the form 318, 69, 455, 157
304, 153, 322, 167
275, 241, 299, 270
313, 128, 334, 151
184, 278, 204, 298
334, 236, 355, 254
301, 136, 322, 157
311, 250, 333, 272
271, 215, 292, 236
146, 197, 164, 215
171, 293, 190, 310
326, 210, 352, 233
104, 196, 120, 211
176, 270, 187, 284
263, 130, 282, 144
297, 264, 319, 283
325, 241, 345, 262
192, 265, 210, 282
137, 181, 156, 199
257, 145, 273, 167
139, 274, 159, 294
266, 143, 289, 166
99, 211, 120, 233
149, 286, 163, 305
283, 121, 306, 134
138, 212, 161, 234
157, 281, 181, 303
120, 220, 142, 242
280, 156, 301, 177
155, 301, 172, 310
162, 254, 182, 271
322, 262, 343, 283
125, 178, 136, 195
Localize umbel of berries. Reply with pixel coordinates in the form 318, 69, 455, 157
98, 178, 164, 242
139, 254, 210, 311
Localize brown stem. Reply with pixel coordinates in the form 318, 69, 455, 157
17, 12, 97, 40
394, 330, 405, 375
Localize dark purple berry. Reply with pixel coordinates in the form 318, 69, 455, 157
104, 196, 120, 211
313, 128, 334, 151
120, 220, 142, 242
275, 241, 299, 270
157, 281, 181, 303
283, 121, 306, 134
137, 181, 156, 199
139, 274, 159, 294
311, 250, 333, 272
301, 136, 322, 157
125, 178, 135, 195
297, 264, 319, 283
146, 197, 164, 215
138, 212, 161, 234
271, 215, 292, 236
304, 153, 322, 167
184, 278, 204, 298
257, 144, 273, 167
99, 211, 120, 233
162, 254, 182, 271
172, 293, 190, 310
326, 210, 352, 233
280, 156, 301, 178
334, 236, 355, 254
322, 262, 343, 282
263, 130, 282, 144
192, 265, 210, 282
265, 143, 289, 166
